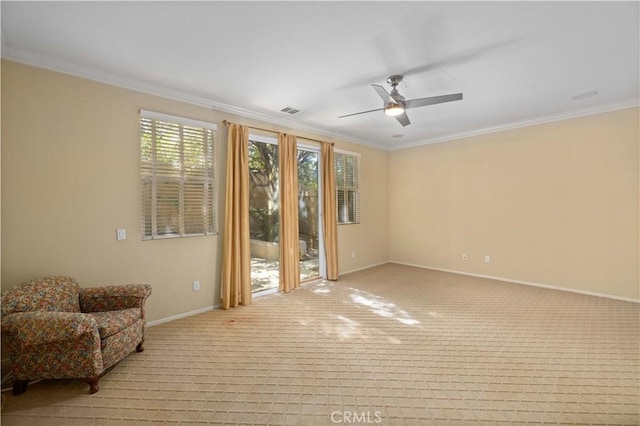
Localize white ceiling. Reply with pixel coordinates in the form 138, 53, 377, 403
2, 1, 638, 150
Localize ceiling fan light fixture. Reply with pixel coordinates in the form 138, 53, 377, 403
384, 102, 405, 116
339, 75, 461, 126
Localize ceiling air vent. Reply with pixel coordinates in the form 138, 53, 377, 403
280, 106, 301, 115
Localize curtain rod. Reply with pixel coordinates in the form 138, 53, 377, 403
222, 120, 334, 146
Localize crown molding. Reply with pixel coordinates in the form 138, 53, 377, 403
388, 99, 639, 151
3, 46, 637, 153
1, 46, 381, 150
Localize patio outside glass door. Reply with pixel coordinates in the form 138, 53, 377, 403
297, 147, 321, 282
248, 137, 279, 293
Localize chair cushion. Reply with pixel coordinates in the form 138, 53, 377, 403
1, 277, 81, 317
86, 308, 141, 339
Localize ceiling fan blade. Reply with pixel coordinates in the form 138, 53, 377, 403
338, 107, 384, 119
371, 84, 394, 103
395, 112, 411, 127
405, 93, 463, 109
335, 38, 523, 91
402, 38, 522, 78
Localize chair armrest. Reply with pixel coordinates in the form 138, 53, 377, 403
1, 311, 98, 345
79, 284, 152, 316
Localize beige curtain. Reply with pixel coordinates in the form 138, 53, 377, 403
278, 133, 300, 293
321, 142, 339, 280
221, 123, 252, 309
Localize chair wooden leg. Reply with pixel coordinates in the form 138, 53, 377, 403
86, 377, 100, 394
12, 380, 28, 395
136, 339, 145, 352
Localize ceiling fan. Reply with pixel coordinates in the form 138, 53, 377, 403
338, 75, 463, 127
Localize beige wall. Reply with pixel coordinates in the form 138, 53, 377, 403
1, 60, 389, 321
389, 108, 639, 300
336, 144, 389, 274
2, 59, 636, 323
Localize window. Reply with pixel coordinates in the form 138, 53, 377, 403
140, 110, 217, 239
334, 150, 360, 224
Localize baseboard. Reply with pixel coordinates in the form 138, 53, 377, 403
147, 261, 637, 326
147, 305, 220, 327
389, 261, 640, 304
340, 261, 389, 277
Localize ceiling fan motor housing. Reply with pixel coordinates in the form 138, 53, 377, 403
389, 89, 405, 104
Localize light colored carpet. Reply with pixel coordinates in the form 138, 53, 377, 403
2, 263, 638, 425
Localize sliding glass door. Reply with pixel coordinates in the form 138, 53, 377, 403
298, 147, 321, 282
248, 135, 324, 293
248, 136, 279, 293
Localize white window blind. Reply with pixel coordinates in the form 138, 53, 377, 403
140, 111, 217, 239
334, 151, 360, 224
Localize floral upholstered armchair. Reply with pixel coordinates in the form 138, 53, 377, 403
1, 276, 152, 394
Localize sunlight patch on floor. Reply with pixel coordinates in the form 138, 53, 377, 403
349, 288, 421, 326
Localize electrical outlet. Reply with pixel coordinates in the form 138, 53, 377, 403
485, 255, 491, 264
192, 280, 200, 291
116, 229, 126, 241
462, 253, 468, 260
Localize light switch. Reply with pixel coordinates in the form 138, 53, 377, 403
116, 229, 126, 241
